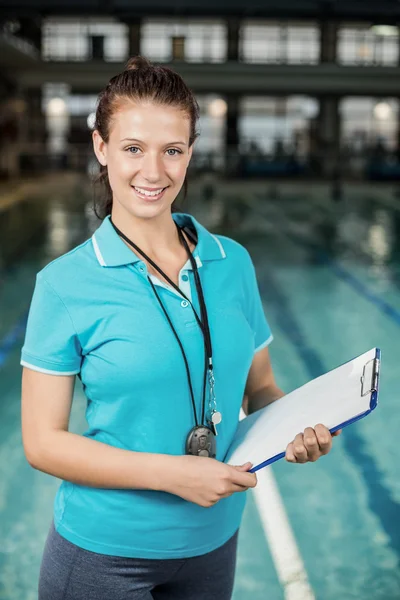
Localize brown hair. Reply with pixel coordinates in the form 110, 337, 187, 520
92, 55, 200, 220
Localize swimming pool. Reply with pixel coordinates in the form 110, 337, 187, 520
0, 178, 399, 599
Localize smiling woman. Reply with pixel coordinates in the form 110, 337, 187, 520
89, 56, 201, 260
20, 55, 336, 600
93, 101, 191, 221
92, 56, 199, 224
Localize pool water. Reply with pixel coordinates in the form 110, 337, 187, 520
0, 179, 399, 599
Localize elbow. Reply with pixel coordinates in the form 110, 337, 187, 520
23, 443, 42, 470
22, 435, 48, 471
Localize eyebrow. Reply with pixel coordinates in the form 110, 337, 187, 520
120, 138, 187, 146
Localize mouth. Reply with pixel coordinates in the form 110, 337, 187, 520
131, 186, 169, 202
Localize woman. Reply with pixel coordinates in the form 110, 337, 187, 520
21, 56, 339, 600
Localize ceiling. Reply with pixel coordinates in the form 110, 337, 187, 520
1, 0, 400, 21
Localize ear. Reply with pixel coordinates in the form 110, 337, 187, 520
92, 130, 108, 166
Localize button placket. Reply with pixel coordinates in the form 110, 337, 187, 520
177, 267, 192, 304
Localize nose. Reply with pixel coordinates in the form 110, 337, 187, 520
140, 152, 164, 184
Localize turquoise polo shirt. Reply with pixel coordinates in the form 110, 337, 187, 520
20, 212, 273, 559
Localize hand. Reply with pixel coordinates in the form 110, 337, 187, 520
285, 424, 342, 464
165, 455, 257, 508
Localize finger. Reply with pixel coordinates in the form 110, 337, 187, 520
303, 427, 321, 462
292, 433, 308, 463
331, 429, 342, 437
219, 483, 252, 498
285, 442, 297, 463
234, 462, 253, 472
314, 424, 332, 455
230, 468, 258, 488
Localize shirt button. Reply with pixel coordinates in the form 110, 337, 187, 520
182, 274, 189, 282
181, 300, 189, 308
138, 263, 146, 273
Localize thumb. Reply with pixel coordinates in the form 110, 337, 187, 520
234, 462, 253, 471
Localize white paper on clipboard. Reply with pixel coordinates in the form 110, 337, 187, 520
224, 348, 380, 472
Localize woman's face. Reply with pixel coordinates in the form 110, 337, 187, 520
93, 100, 193, 221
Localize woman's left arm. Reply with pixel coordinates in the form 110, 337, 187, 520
243, 346, 341, 464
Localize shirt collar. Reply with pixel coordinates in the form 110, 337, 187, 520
91, 213, 226, 268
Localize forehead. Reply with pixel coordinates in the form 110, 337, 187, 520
110, 99, 190, 140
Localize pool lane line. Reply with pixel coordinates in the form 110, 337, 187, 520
284, 228, 400, 329
253, 262, 400, 568
240, 412, 315, 600
0, 312, 28, 368
252, 197, 400, 329
250, 452, 316, 599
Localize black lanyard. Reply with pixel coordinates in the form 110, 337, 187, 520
109, 217, 213, 428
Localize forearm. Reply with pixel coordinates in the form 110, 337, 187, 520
27, 430, 175, 492
244, 384, 285, 415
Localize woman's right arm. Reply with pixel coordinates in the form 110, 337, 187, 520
21, 366, 175, 490
21, 367, 256, 506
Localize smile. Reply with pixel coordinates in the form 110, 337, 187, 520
131, 186, 168, 201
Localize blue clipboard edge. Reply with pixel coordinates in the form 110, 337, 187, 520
249, 347, 381, 473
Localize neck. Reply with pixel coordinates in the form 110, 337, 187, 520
110, 205, 183, 259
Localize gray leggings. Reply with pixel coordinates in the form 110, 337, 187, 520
39, 521, 239, 599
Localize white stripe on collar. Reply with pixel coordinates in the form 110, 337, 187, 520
210, 234, 226, 258
92, 234, 107, 266
92, 233, 204, 268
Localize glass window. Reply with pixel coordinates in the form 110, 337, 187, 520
67, 95, 98, 116
338, 24, 398, 66
42, 18, 128, 62
340, 97, 399, 150
141, 19, 226, 63
241, 20, 319, 64
239, 95, 317, 157
195, 95, 226, 152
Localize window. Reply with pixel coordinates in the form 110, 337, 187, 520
340, 97, 399, 150
241, 21, 319, 64
42, 18, 128, 62
338, 24, 398, 66
239, 96, 317, 157
141, 19, 226, 63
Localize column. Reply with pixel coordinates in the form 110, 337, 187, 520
316, 96, 341, 181
27, 88, 47, 170
320, 20, 338, 63
397, 24, 400, 66
225, 94, 240, 175
397, 27, 400, 161
17, 17, 42, 54
226, 17, 240, 61
0, 87, 19, 179
127, 19, 142, 57
396, 99, 400, 163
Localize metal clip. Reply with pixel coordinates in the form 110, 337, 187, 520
208, 367, 217, 415
360, 358, 380, 397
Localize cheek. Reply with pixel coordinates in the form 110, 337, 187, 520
107, 156, 133, 186
168, 160, 188, 180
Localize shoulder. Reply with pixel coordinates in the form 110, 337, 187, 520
37, 237, 97, 291
212, 234, 253, 267
184, 212, 253, 268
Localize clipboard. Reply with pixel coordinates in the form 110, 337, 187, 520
224, 348, 380, 473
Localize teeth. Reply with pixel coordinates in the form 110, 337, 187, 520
134, 187, 164, 197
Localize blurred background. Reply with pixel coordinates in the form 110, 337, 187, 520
0, 0, 399, 599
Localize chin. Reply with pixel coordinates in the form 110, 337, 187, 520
127, 202, 172, 220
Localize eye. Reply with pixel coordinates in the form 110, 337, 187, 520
166, 148, 182, 156
125, 146, 182, 156
127, 146, 140, 154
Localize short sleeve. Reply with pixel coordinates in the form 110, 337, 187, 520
242, 251, 273, 354
20, 273, 82, 375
